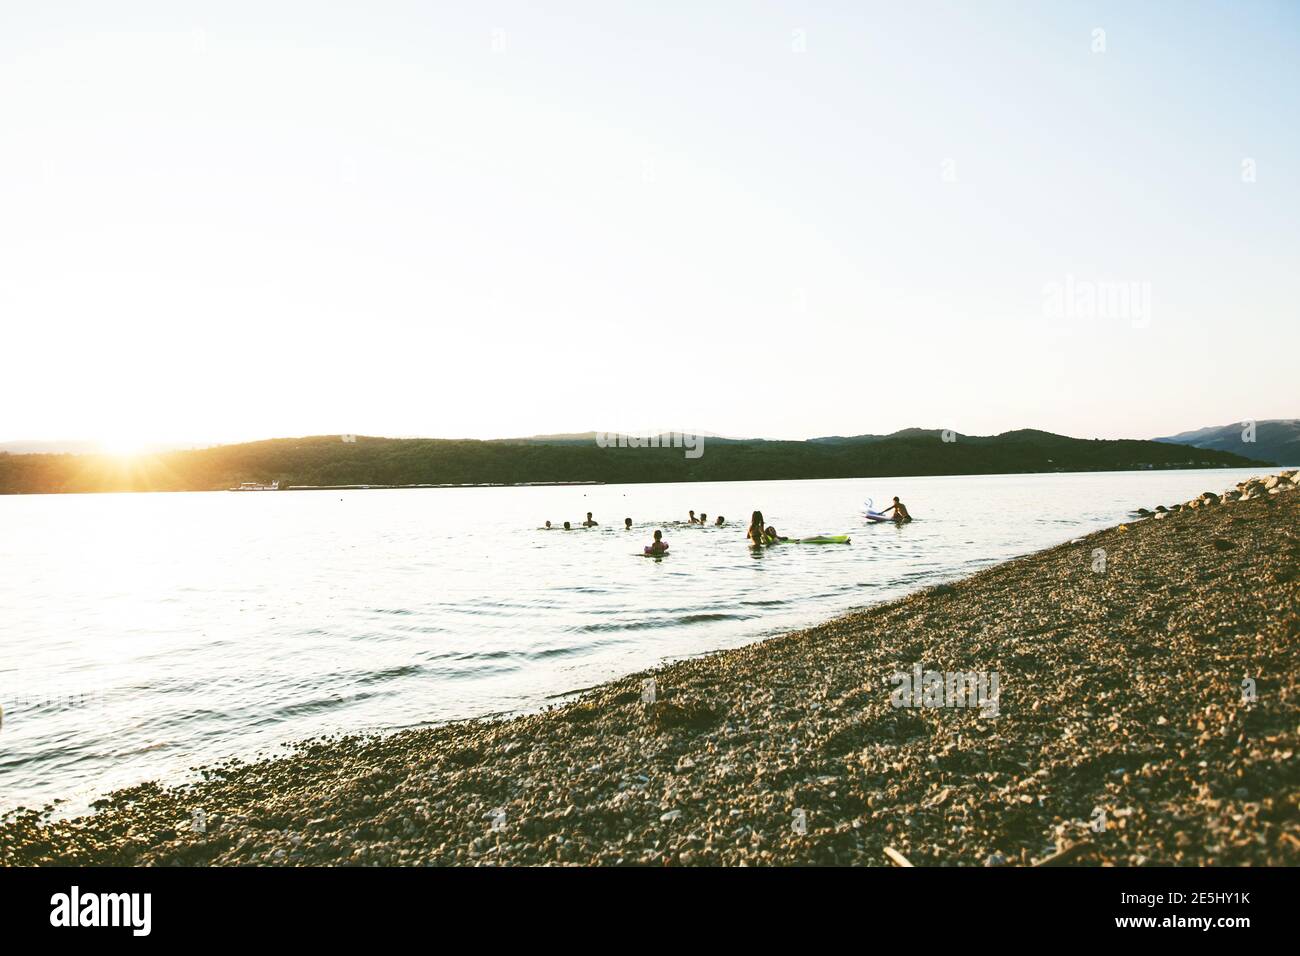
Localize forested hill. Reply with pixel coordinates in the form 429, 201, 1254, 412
1153, 419, 1300, 467
0, 429, 1266, 494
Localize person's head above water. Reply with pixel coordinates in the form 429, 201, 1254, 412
653, 529, 663, 541
563, 521, 571, 530
893, 497, 900, 503
700, 513, 707, 522
751, 510, 764, 527
587, 512, 593, 519
715, 516, 725, 526
624, 517, 632, 529
545, 520, 551, 528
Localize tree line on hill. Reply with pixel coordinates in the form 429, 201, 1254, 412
0, 428, 1266, 495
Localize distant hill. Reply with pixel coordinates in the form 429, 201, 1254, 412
0, 439, 202, 455
0, 440, 106, 455
1153, 419, 1300, 467
0, 429, 1268, 495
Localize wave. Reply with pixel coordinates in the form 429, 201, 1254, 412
571, 611, 754, 633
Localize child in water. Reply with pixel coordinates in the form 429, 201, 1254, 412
645, 529, 669, 555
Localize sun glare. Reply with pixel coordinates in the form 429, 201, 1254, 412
97, 434, 152, 457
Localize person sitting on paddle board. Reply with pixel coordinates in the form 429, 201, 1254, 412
624, 517, 633, 530
881, 497, 912, 523
583, 512, 598, 527
645, 529, 669, 555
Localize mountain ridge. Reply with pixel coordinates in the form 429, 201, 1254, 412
0, 428, 1268, 494
1152, 419, 1299, 467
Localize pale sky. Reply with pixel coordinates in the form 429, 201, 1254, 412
1, 1, 1297, 449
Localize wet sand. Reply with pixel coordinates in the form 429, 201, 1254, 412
4, 476, 1297, 866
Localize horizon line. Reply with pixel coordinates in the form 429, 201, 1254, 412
3, 417, 1296, 454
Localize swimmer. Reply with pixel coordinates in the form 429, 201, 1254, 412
645, 529, 669, 555
881, 497, 912, 523
747, 511, 766, 546
563, 521, 572, 530
714, 516, 725, 527
688, 510, 699, 525
624, 517, 633, 530
583, 512, 598, 527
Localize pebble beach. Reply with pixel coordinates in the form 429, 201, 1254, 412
4, 472, 1297, 867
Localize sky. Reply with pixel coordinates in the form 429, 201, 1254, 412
1, 1, 1297, 449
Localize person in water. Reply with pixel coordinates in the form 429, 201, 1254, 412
714, 516, 725, 527
645, 529, 669, 555
583, 512, 598, 527
624, 517, 633, 530
747, 510, 766, 545
699, 513, 708, 525
765, 525, 787, 543
881, 497, 912, 523
688, 510, 699, 525
544, 520, 552, 529
563, 521, 572, 530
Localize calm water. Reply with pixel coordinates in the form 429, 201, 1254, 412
0, 468, 1265, 813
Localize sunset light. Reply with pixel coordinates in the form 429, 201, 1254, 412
95, 434, 153, 458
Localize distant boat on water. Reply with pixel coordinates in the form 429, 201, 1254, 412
228, 480, 279, 492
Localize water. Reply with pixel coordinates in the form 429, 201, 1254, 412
0, 467, 1266, 814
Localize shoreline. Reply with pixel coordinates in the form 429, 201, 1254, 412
1, 461, 1279, 497
4, 474, 1297, 865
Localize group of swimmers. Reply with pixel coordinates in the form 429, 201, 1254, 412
745, 510, 782, 545
687, 510, 726, 527
646, 510, 725, 555
744, 497, 911, 546
543, 496, 912, 555
542, 512, 602, 531
543, 510, 727, 533
539, 509, 727, 555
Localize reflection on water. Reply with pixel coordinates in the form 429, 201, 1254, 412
0, 467, 1265, 812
